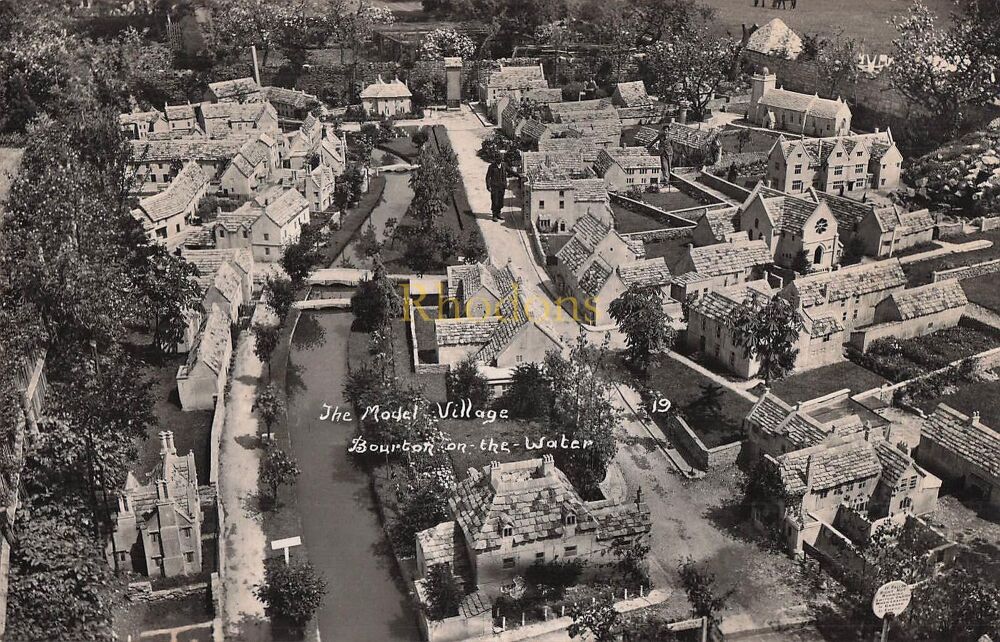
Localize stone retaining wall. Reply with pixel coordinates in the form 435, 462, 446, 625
610, 194, 702, 229
932, 257, 1000, 282
664, 415, 742, 471
936, 221, 965, 239
623, 227, 695, 242
128, 580, 210, 604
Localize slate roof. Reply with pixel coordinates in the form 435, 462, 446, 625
759, 194, 823, 233
208, 77, 261, 101
806, 189, 874, 233
449, 457, 650, 553
187, 305, 231, 376
889, 280, 967, 321
699, 206, 740, 241
209, 261, 243, 305
632, 126, 661, 148
474, 296, 532, 364
131, 138, 245, 163
618, 258, 672, 288
537, 136, 599, 162
746, 391, 828, 451
686, 239, 772, 276
874, 441, 913, 485
360, 76, 412, 99
922, 404, 1000, 480
201, 101, 275, 133
789, 259, 906, 307
758, 88, 850, 120
485, 65, 547, 90
229, 133, 275, 177
578, 258, 614, 297
136, 161, 208, 223
435, 317, 502, 346
808, 315, 844, 338
416, 520, 456, 568
263, 85, 319, 110
661, 122, 716, 150
120, 109, 165, 127
165, 104, 196, 121
181, 248, 253, 291
874, 205, 935, 234
555, 214, 612, 273
447, 262, 517, 302
778, 439, 882, 495
256, 187, 308, 227
778, 132, 893, 166
214, 203, 261, 233
595, 147, 661, 174
522, 150, 589, 180
614, 81, 652, 106
746, 18, 803, 57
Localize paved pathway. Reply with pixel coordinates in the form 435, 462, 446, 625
218, 333, 270, 639
897, 238, 993, 264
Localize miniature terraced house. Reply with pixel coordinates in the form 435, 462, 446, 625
415, 457, 651, 592
849, 280, 967, 352
594, 147, 662, 191
212, 186, 311, 261
767, 131, 902, 195
917, 405, 1000, 509
360, 76, 413, 117
131, 160, 210, 247
670, 239, 773, 301
107, 431, 203, 578
444, 262, 518, 319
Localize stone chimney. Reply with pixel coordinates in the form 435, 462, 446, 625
541, 453, 555, 476
805, 454, 814, 489
969, 411, 981, 426
155, 479, 170, 501
158, 431, 176, 457
488, 460, 502, 488
118, 493, 132, 514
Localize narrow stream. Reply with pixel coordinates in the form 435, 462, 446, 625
285, 311, 421, 641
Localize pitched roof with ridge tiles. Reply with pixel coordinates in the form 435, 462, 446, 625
888, 280, 967, 321
181, 248, 253, 290
555, 214, 611, 273
578, 258, 614, 298
447, 262, 518, 302
360, 76, 413, 99
806, 188, 874, 233
435, 317, 502, 346
135, 161, 208, 223
614, 81, 652, 107
229, 133, 275, 177
595, 147, 661, 174
873, 441, 914, 485
485, 65, 547, 90
618, 258, 672, 288
186, 305, 231, 376
474, 295, 533, 364
746, 391, 829, 451
777, 439, 882, 495
449, 457, 650, 553
256, 187, 309, 227
416, 520, 456, 568
758, 88, 851, 120
786, 259, 906, 307
685, 239, 772, 276
874, 205, 935, 233
131, 137, 245, 163
263, 85, 319, 110
922, 404, 999, 480
522, 151, 591, 180
759, 194, 824, 233
208, 77, 261, 101
660, 122, 716, 150
698, 206, 740, 241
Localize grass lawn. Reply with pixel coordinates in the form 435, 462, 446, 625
322, 173, 387, 267
961, 273, 1000, 312
903, 229, 1000, 286
647, 356, 754, 447
775, 360, 888, 402
914, 378, 1000, 432
378, 126, 486, 275
641, 190, 706, 212
643, 230, 694, 272
611, 202, 672, 233
137, 350, 213, 484
378, 135, 421, 162
701, 0, 954, 50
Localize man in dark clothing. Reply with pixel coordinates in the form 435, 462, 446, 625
486, 159, 507, 221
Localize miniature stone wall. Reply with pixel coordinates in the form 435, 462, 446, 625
665, 415, 742, 471
932, 257, 1000, 282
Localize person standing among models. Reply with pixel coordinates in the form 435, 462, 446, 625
486, 157, 508, 222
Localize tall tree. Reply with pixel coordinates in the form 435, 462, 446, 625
261, 445, 301, 502
608, 285, 676, 375
423, 564, 464, 620
419, 28, 476, 60
815, 34, 861, 96
500, 362, 553, 419
350, 258, 402, 332
264, 273, 296, 323
890, 1, 1000, 134
255, 382, 285, 440
545, 331, 620, 497
730, 294, 804, 383
446, 358, 491, 407
256, 560, 328, 635
281, 223, 324, 284
253, 322, 281, 378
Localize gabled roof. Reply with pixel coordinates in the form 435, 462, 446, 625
522, 150, 589, 180
447, 262, 517, 302
474, 295, 533, 364
888, 280, 967, 321
660, 122, 716, 150
120, 109, 165, 127
207, 77, 261, 101
786, 259, 906, 307
632, 125, 662, 148
746, 18, 803, 57
229, 133, 275, 177
759, 88, 850, 120
778, 439, 881, 495
208, 261, 242, 305
135, 161, 208, 223
618, 258, 672, 288
416, 520, 456, 568
255, 187, 309, 227
922, 404, 999, 480
201, 101, 275, 127
131, 138, 245, 164
555, 214, 612, 273
435, 317, 502, 346
873, 441, 914, 485
578, 257, 614, 298
449, 457, 650, 552
485, 64, 547, 90
186, 305, 231, 376
806, 188, 875, 233
698, 206, 740, 241
214, 203, 262, 233
595, 147, 661, 174
758, 194, 825, 233
165, 104, 197, 121
685, 239, 772, 277
614, 81, 652, 107
873, 205, 935, 234
746, 391, 829, 451
361, 75, 413, 99
263, 85, 319, 109
181, 249, 253, 290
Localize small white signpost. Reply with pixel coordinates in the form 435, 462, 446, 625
271, 536, 302, 565
872, 580, 912, 642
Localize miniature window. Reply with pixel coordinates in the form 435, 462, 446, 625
538, 200, 545, 210
564, 546, 578, 557
185, 552, 195, 563
815, 218, 829, 234
909, 477, 918, 489
503, 557, 515, 569
536, 552, 545, 560
502, 525, 513, 538
219, 229, 226, 238
263, 233, 270, 241
565, 513, 576, 526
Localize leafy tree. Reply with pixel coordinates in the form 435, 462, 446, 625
890, 1, 1000, 134
525, 559, 585, 598
678, 557, 731, 624
357, 222, 382, 259
136, 245, 203, 356
261, 445, 301, 501
281, 223, 324, 284
446, 358, 491, 407
568, 593, 622, 642
791, 250, 812, 275
350, 258, 402, 331
392, 477, 450, 555
644, 19, 734, 121
907, 562, 999, 641
608, 285, 676, 375
253, 322, 281, 378
423, 564, 464, 620
255, 383, 285, 439
613, 539, 651, 586
263, 274, 295, 324
403, 230, 440, 276
461, 229, 488, 264
500, 362, 552, 418
256, 560, 328, 634
815, 33, 861, 96
545, 331, 620, 497
412, 129, 429, 148
419, 28, 475, 60
731, 294, 804, 383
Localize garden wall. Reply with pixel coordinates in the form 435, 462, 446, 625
664, 415, 742, 471
610, 194, 703, 228
932, 257, 1000, 282
936, 221, 965, 239
622, 227, 696, 243
853, 346, 1000, 405
694, 172, 752, 203
407, 298, 450, 375
668, 172, 726, 208
979, 216, 1000, 232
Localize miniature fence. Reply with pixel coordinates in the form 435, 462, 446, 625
931, 257, 1000, 283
